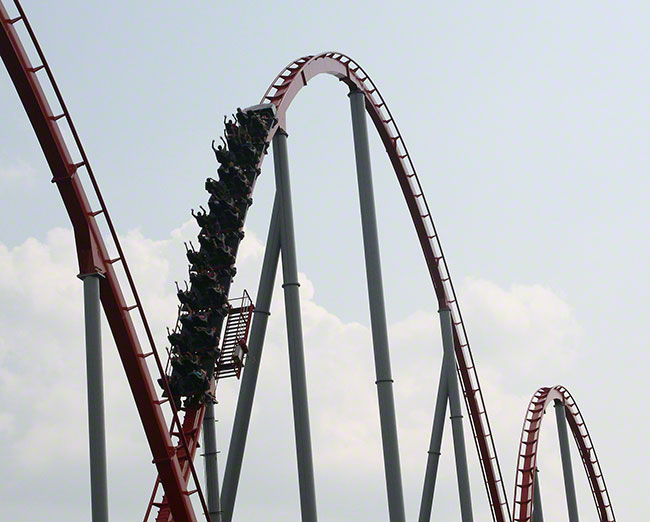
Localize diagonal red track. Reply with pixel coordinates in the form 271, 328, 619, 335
0, 2, 207, 520
145, 405, 206, 521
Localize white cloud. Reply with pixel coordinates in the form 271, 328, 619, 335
458, 277, 582, 385
0, 224, 592, 521
0, 159, 35, 184
0, 412, 14, 435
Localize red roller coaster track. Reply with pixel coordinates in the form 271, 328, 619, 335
0, 2, 207, 521
258, 53, 512, 522
514, 385, 615, 522
0, 2, 616, 521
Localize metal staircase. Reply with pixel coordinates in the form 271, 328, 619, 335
217, 291, 254, 380
145, 291, 254, 521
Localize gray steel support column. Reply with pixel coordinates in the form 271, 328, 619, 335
221, 194, 282, 522
532, 468, 544, 522
440, 308, 474, 522
554, 401, 580, 522
203, 400, 222, 522
273, 131, 318, 522
418, 353, 449, 522
349, 88, 406, 522
80, 273, 109, 522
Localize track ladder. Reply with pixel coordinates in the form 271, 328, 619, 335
0, 2, 210, 520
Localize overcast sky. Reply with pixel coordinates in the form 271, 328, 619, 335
1, 1, 647, 520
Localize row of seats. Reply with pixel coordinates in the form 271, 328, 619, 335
159, 107, 276, 408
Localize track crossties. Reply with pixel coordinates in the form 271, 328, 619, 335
1, 13, 620, 517
258, 52, 513, 522
514, 385, 616, 522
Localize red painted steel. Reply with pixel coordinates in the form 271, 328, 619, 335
0, 2, 210, 520
145, 53, 514, 520
145, 405, 206, 522
0, 2, 619, 514
513, 385, 615, 522
147, 292, 255, 521
257, 53, 512, 522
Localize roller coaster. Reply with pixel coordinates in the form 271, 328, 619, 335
0, 2, 616, 522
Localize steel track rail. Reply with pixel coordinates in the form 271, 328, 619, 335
146, 52, 515, 520
257, 52, 512, 522
513, 385, 615, 522
3, 4, 615, 514
136, 51, 515, 521
145, 404, 207, 521
0, 2, 210, 520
